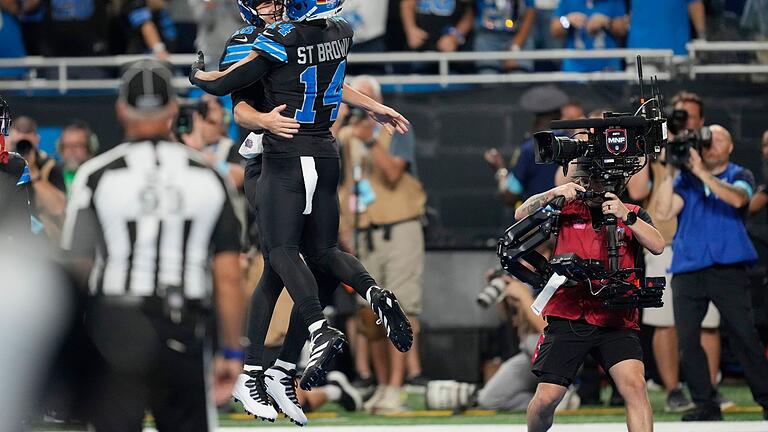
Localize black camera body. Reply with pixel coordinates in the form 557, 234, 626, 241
174, 99, 209, 137
665, 108, 712, 168
533, 112, 666, 195
667, 131, 712, 169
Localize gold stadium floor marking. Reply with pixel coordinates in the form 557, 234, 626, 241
384, 410, 453, 417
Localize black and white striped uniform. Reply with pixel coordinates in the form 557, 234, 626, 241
62, 139, 240, 299
61, 139, 240, 432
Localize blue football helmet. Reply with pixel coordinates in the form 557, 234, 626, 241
237, 0, 284, 26
285, 0, 344, 22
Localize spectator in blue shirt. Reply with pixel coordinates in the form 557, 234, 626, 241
0, 2, 28, 78
628, 0, 706, 56
656, 125, 768, 422
473, 0, 537, 73
550, 0, 628, 72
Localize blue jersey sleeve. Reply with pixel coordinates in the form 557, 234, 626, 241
220, 27, 260, 68
252, 22, 294, 63
252, 33, 288, 63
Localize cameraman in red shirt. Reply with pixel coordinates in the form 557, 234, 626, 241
516, 179, 664, 432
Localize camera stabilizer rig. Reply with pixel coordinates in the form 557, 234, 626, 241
497, 193, 665, 309
496, 56, 666, 310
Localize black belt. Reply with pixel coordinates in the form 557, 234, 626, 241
358, 216, 421, 252
88, 295, 212, 326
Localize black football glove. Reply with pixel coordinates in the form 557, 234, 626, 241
189, 51, 205, 85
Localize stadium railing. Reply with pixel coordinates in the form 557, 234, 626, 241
687, 40, 768, 78
0, 42, 766, 94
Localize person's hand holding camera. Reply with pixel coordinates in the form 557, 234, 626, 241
686, 147, 708, 179
550, 181, 586, 201
601, 192, 630, 221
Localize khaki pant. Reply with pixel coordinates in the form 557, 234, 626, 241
356, 219, 424, 316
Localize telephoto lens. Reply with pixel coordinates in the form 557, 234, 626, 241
476, 276, 507, 308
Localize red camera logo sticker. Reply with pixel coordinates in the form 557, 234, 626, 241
605, 128, 628, 155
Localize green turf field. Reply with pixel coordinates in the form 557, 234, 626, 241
216, 383, 765, 427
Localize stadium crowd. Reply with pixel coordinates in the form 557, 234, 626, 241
0, 1, 767, 431
1, 0, 768, 76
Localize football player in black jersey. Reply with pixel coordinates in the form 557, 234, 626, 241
0, 95, 33, 243
192, 0, 413, 402
212, 0, 414, 425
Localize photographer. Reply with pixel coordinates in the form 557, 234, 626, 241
476, 244, 568, 412
517, 177, 664, 432
655, 124, 768, 421
8, 116, 67, 242
643, 91, 724, 412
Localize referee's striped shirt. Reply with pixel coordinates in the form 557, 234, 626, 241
61, 139, 241, 300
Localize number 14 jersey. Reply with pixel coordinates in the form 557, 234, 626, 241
252, 18, 353, 158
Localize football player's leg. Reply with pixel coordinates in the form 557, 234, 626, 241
257, 156, 325, 330
266, 268, 338, 425
302, 157, 412, 352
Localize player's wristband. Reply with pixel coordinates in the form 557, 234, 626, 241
222, 347, 244, 360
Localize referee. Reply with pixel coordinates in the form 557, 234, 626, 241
61, 60, 245, 432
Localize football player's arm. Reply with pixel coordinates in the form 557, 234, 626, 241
233, 100, 301, 139
191, 51, 272, 96
341, 84, 410, 135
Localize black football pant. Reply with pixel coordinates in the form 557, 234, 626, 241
244, 155, 376, 366
82, 302, 211, 432
673, 264, 768, 409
